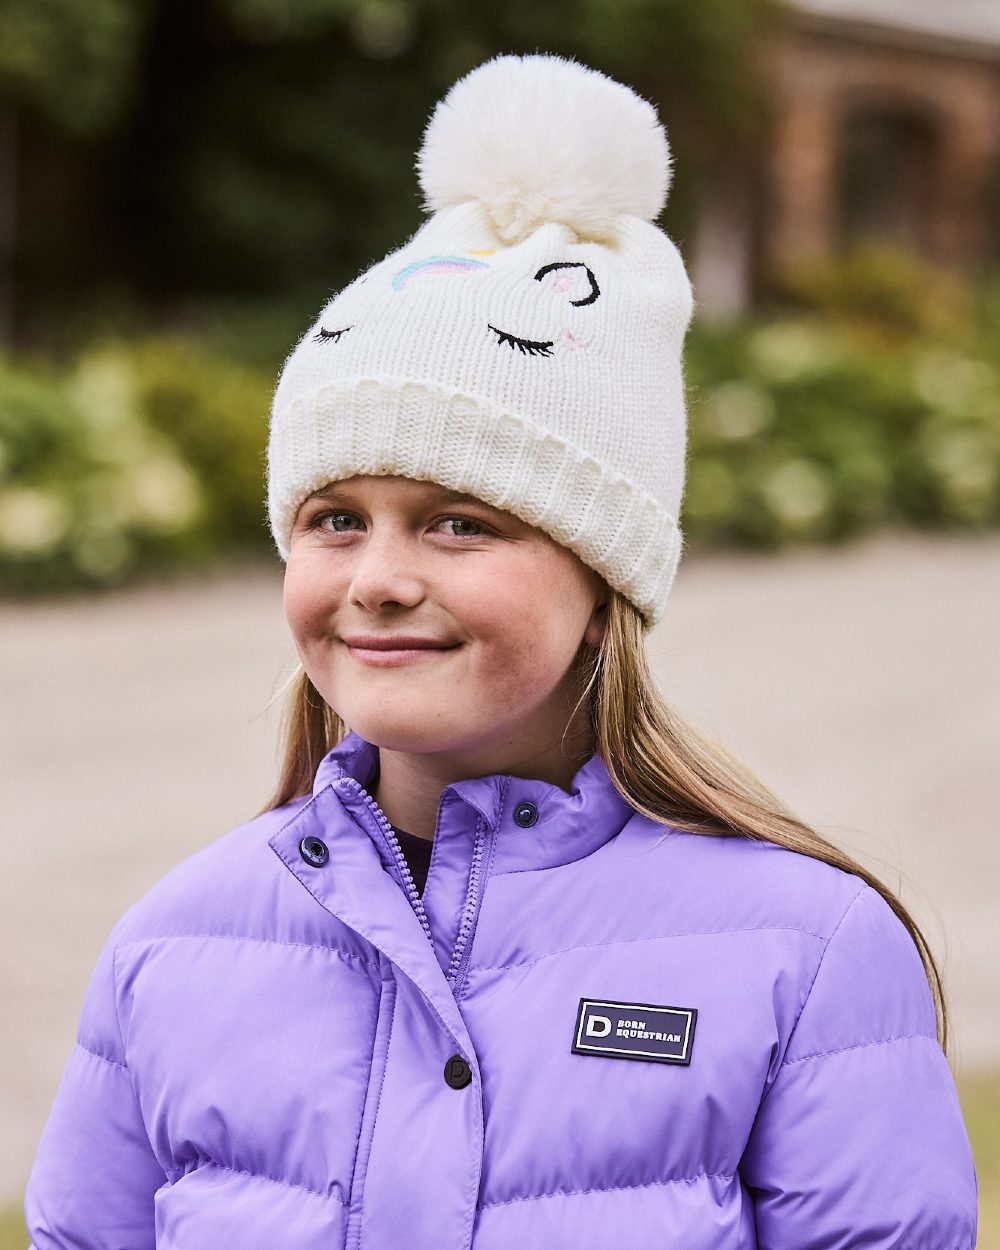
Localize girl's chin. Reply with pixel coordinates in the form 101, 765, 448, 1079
340, 712, 504, 754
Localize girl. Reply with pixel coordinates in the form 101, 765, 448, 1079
25, 52, 977, 1249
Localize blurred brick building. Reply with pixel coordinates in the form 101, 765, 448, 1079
691, 0, 1000, 317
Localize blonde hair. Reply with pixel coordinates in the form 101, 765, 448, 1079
259, 589, 949, 1054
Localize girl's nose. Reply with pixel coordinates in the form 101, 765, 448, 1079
346, 531, 426, 611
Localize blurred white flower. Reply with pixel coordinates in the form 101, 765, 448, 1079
109, 456, 202, 532
913, 350, 995, 414
66, 350, 148, 466
701, 381, 774, 441
748, 322, 834, 382
0, 487, 70, 555
760, 459, 831, 528
922, 426, 998, 519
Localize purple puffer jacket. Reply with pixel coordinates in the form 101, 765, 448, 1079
25, 730, 978, 1248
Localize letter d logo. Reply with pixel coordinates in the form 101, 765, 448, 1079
586, 1014, 611, 1037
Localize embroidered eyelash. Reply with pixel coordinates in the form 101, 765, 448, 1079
313, 326, 352, 344
487, 324, 554, 357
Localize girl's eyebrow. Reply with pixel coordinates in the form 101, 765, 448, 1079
309, 484, 498, 509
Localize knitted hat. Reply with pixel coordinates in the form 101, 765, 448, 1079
267, 52, 695, 628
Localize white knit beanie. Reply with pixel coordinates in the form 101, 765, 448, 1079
267, 51, 695, 628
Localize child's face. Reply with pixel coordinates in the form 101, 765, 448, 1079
283, 474, 607, 767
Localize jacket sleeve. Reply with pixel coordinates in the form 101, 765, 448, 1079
24, 922, 166, 1250
739, 883, 978, 1249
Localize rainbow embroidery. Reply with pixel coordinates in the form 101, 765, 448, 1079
392, 254, 491, 290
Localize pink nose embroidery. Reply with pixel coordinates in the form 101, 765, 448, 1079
561, 328, 584, 352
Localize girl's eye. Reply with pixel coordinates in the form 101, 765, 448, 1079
307, 510, 491, 539
436, 516, 488, 538
487, 323, 554, 357
312, 511, 361, 532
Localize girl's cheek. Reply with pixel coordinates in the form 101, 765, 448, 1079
284, 564, 335, 636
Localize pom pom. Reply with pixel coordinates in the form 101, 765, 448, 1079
417, 52, 672, 245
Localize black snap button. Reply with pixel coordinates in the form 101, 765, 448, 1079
444, 1054, 472, 1089
299, 835, 329, 867
513, 800, 538, 827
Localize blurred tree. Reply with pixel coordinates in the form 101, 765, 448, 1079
0, 0, 152, 133
0, 0, 156, 341
2, 0, 778, 360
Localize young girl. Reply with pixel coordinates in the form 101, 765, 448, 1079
25, 52, 977, 1249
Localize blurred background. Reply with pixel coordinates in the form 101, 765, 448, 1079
1, 0, 998, 1242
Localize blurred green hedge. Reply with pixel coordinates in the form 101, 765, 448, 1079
684, 248, 1000, 549
0, 337, 275, 595
1, 247, 998, 596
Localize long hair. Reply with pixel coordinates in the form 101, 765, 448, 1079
259, 589, 949, 1054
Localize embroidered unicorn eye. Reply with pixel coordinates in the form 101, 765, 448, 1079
487, 324, 554, 357
313, 325, 352, 344
534, 261, 600, 306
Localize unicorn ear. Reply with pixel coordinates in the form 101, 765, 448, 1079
417, 52, 672, 246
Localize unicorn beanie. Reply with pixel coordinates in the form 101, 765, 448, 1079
266, 52, 695, 628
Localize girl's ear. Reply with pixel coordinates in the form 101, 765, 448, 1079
583, 598, 608, 649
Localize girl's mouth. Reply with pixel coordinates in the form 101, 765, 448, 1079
344, 641, 460, 667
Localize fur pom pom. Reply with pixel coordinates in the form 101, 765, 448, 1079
417, 52, 672, 245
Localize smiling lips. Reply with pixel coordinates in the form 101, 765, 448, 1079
342, 635, 460, 667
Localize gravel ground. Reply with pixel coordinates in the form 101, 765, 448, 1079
2, 527, 998, 1202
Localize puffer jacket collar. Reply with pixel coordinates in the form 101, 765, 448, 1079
309, 728, 638, 874
269, 729, 640, 1065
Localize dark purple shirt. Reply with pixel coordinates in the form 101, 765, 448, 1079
388, 823, 433, 897
368, 762, 433, 895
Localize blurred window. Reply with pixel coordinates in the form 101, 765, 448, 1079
836, 104, 938, 250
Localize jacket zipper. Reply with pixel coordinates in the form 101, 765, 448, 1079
344, 776, 436, 950
444, 814, 487, 997
340, 776, 489, 1247
340, 778, 435, 1250
343, 776, 489, 994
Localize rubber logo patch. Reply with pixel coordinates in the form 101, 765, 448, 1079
572, 997, 697, 1065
